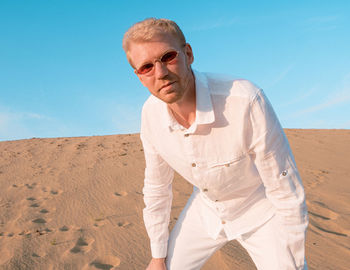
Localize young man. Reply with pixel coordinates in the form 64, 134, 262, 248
123, 18, 308, 270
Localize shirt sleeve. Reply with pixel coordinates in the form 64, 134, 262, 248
140, 119, 174, 259
248, 89, 308, 269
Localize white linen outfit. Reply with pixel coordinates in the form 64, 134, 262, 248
140, 70, 308, 269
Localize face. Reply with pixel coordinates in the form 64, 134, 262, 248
128, 34, 194, 104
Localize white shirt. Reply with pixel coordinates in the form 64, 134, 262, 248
140, 70, 308, 266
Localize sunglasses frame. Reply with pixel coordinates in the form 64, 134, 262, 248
134, 50, 180, 76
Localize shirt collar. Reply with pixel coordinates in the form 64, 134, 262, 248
163, 69, 215, 131
193, 70, 215, 126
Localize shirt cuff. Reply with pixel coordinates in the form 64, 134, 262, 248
151, 242, 168, 258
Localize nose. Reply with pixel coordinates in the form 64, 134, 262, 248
154, 60, 169, 79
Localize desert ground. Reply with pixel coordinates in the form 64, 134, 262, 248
0, 129, 349, 270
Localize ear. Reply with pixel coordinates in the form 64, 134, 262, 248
184, 43, 194, 66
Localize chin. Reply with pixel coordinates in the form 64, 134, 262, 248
159, 93, 182, 104
160, 97, 177, 104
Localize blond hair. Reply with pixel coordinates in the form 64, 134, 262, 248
122, 18, 186, 62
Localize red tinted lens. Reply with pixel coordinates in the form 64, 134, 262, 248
138, 63, 154, 74
161, 51, 178, 63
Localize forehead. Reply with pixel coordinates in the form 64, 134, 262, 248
128, 34, 183, 67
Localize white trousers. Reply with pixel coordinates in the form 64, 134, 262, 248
165, 191, 306, 270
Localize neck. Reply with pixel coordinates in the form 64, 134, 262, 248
168, 70, 196, 128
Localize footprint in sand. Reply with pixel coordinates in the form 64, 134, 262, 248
114, 191, 128, 197
59, 225, 69, 232
309, 219, 348, 237
308, 200, 348, 237
309, 201, 339, 220
50, 189, 61, 195
25, 196, 40, 207
17, 231, 31, 238
308, 169, 330, 188
117, 221, 132, 228
76, 142, 88, 150
35, 228, 52, 236
32, 218, 46, 224
70, 236, 94, 254
88, 256, 121, 269
93, 214, 107, 228
25, 183, 37, 189
1, 201, 12, 209
30, 203, 40, 208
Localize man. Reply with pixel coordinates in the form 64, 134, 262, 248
122, 18, 308, 270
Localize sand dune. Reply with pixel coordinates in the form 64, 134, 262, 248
0, 129, 349, 269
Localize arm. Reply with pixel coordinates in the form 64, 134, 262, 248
140, 131, 174, 260
248, 89, 308, 269
146, 258, 166, 270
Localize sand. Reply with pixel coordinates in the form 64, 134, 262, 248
0, 129, 349, 270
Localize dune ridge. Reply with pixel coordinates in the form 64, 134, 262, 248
0, 129, 349, 269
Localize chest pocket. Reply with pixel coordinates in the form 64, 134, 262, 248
205, 154, 255, 191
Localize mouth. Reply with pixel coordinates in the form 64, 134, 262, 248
159, 81, 175, 91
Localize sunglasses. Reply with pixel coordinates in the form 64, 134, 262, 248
135, 50, 179, 75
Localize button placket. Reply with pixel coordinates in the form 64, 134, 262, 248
182, 131, 201, 184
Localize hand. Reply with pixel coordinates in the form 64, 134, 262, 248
146, 258, 166, 270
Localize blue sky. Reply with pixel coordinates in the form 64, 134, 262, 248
1, 0, 349, 141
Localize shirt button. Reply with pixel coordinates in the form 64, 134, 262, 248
203, 188, 208, 192
281, 170, 288, 176
191, 163, 196, 167
184, 134, 189, 137
221, 220, 226, 224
